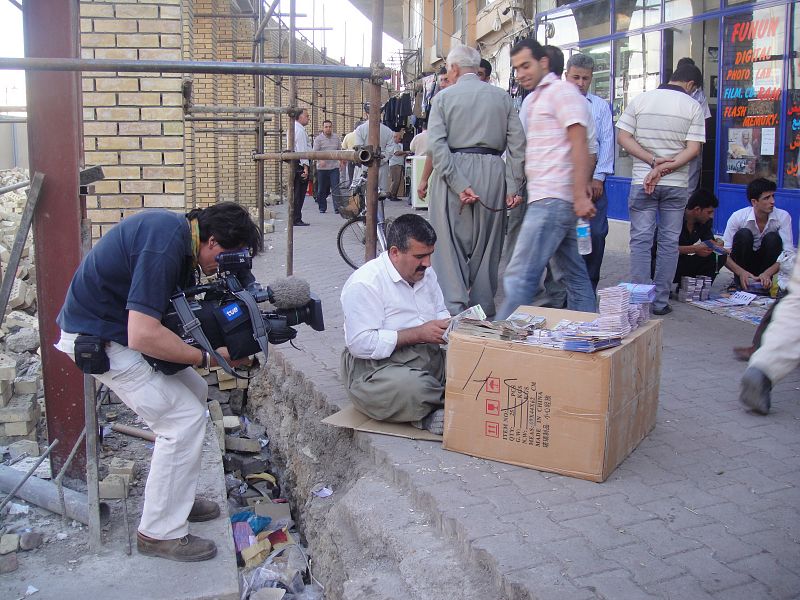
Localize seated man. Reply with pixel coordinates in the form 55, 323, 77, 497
673, 188, 726, 283
722, 178, 794, 290
340, 214, 450, 434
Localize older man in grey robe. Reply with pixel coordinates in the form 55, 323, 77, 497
428, 45, 526, 318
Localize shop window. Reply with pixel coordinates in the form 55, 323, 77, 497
664, 0, 719, 23
615, 0, 661, 33
536, 1, 611, 47
784, 4, 800, 188
613, 31, 662, 178
719, 6, 785, 185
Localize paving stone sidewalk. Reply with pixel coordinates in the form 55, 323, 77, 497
253, 198, 800, 599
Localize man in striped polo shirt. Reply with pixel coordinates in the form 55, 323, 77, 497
496, 38, 596, 320
616, 63, 706, 315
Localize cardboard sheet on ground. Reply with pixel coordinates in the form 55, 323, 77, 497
322, 405, 443, 442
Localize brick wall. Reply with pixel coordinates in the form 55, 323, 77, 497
80, 0, 185, 238
81, 0, 387, 230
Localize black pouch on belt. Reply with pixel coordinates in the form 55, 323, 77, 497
73, 335, 110, 374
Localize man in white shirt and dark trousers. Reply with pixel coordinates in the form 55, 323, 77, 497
616, 63, 706, 315
288, 108, 311, 226
722, 177, 794, 291
340, 214, 450, 434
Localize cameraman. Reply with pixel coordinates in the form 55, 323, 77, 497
340, 214, 450, 434
55, 202, 261, 562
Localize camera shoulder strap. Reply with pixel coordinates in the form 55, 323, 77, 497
232, 288, 271, 360
170, 292, 247, 379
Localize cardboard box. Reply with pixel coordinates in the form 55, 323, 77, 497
443, 307, 662, 482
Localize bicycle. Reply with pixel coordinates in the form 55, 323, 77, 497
333, 175, 394, 269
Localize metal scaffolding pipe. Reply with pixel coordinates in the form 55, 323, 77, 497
0, 57, 376, 79
287, 0, 297, 276
188, 105, 292, 115
0, 105, 26, 112
365, 0, 385, 263
185, 115, 270, 122
253, 149, 369, 163
0, 117, 26, 123
0, 180, 29, 194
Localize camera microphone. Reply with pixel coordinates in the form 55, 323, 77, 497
266, 276, 312, 310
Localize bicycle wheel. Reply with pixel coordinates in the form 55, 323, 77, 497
377, 217, 395, 254
337, 216, 368, 269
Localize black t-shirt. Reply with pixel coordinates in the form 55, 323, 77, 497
679, 217, 715, 247
57, 210, 193, 345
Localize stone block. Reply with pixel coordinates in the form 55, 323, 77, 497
108, 457, 138, 482
18, 531, 43, 551
4, 419, 35, 436
13, 376, 39, 395
239, 456, 270, 478
0, 552, 17, 573
236, 377, 249, 390
6, 311, 38, 330
213, 420, 225, 452
218, 378, 237, 391
229, 390, 245, 415
207, 386, 229, 404
9, 439, 39, 460
0, 395, 34, 423
0, 534, 19, 555
224, 436, 261, 454
222, 416, 241, 431
207, 399, 224, 423
0, 380, 12, 407
99, 474, 128, 499
8, 279, 26, 309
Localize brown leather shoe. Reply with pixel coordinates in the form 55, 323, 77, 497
137, 533, 217, 562
188, 498, 220, 522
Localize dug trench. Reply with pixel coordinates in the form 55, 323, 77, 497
245, 350, 501, 600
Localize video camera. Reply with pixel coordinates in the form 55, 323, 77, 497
148, 250, 324, 376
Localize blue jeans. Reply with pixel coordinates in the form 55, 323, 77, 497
628, 184, 688, 309
583, 189, 608, 291
315, 168, 340, 213
498, 198, 596, 320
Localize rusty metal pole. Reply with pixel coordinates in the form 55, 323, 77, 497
255, 0, 265, 235
23, 0, 86, 480
286, 0, 298, 276
364, 0, 384, 262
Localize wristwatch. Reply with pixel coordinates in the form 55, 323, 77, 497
200, 350, 211, 370
649, 155, 657, 168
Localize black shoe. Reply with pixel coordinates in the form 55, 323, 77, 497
294, 221, 310, 227
319, 210, 327, 214
740, 366, 772, 415
652, 304, 672, 316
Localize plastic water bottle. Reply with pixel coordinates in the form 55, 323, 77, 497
576, 218, 592, 255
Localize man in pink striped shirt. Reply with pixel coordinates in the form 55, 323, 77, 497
497, 39, 597, 319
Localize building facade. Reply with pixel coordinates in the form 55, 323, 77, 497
401, 0, 799, 242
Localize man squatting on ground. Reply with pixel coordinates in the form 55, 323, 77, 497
496, 39, 596, 320
740, 252, 800, 415
722, 177, 794, 291
340, 214, 450, 435
427, 44, 526, 319
56, 203, 261, 562
616, 62, 706, 316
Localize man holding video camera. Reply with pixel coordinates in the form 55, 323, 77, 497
56, 202, 261, 562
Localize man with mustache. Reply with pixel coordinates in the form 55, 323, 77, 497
340, 214, 450, 434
